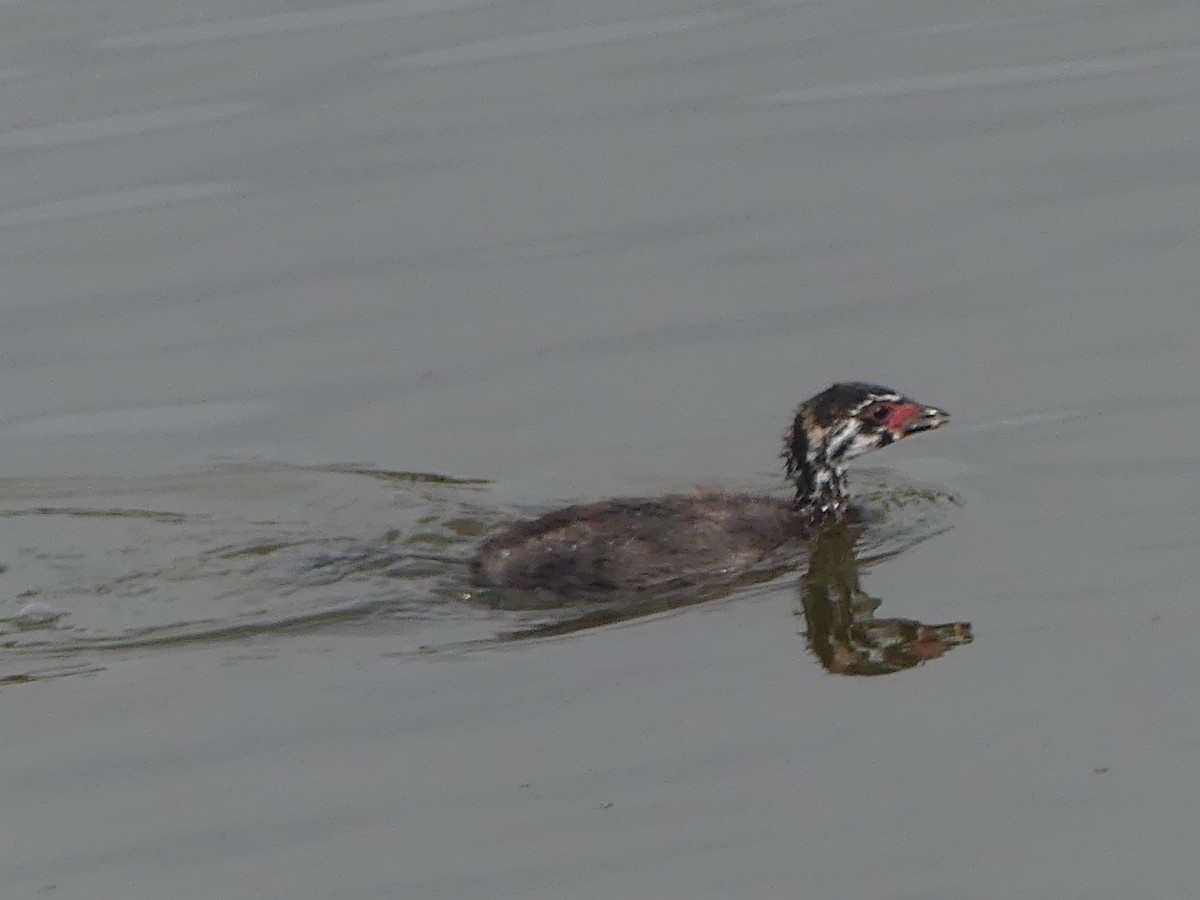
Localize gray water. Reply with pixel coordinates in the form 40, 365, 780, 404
3, 0, 1200, 897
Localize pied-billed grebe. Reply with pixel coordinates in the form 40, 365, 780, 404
474, 382, 948, 594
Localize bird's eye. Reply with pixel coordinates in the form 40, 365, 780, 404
870, 404, 890, 421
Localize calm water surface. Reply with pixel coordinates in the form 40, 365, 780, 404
3, 0, 1199, 897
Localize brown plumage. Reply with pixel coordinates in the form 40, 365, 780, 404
474, 382, 948, 594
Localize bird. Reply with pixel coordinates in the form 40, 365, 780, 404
473, 382, 949, 594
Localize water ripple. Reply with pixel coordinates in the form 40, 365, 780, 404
0, 102, 253, 149
0, 182, 247, 228
0, 464, 958, 682
98, 0, 503, 49
749, 45, 1200, 106
383, 11, 740, 70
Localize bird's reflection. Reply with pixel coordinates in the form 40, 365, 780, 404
797, 522, 971, 676
472, 507, 971, 676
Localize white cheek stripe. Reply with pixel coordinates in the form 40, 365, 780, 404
849, 393, 902, 416
824, 422, 856, 460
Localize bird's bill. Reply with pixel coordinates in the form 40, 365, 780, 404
891, 402, 950, 436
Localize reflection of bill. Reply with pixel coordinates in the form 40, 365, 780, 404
797, 523, 972, 677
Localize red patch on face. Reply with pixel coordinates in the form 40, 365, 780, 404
911, 628, 950, 660
885, 402, 923, 434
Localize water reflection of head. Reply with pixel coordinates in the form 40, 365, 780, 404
797, 522, 972, 677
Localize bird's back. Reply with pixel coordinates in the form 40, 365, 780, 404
474, 491, 803, 594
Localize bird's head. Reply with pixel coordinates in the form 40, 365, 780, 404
784, 382, 949, 524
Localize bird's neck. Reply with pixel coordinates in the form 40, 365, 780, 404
785, 417, 851, 528
790, 454, 848, 526
782, 448, 849, 532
